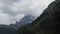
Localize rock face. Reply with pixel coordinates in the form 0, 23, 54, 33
17, 0, 60, 34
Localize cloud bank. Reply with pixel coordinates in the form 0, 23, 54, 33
0, 0, 55, 25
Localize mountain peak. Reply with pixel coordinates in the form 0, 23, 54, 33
15, 15, 36, 27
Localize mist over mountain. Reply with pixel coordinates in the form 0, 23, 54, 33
0, 0, 54, 25
15, 15, 36, 27
0, 0, 55, 34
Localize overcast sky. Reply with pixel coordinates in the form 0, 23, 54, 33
0, 0, 55, 25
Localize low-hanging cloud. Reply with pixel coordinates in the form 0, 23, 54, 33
0, 0, 55, 25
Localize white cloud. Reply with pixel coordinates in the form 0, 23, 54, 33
8, 14, 25, 24
0, 10, 24, 25
0, 10, 9, 25
0, 0, 55, 25
10, 0, 55, 17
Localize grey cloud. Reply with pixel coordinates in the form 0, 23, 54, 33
2, 6, 17, 16
3, 0, 20, 4
0, 0, 21, 16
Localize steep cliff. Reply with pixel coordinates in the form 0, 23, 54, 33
17, 0, 60, 34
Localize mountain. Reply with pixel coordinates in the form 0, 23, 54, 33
17, 0, 60, 34
0, 15, 36, 34
15, 15, 36, 27
0, 25, 17, 34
